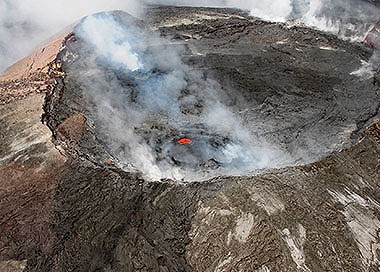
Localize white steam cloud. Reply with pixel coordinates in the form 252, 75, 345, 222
72, 13, 291, 181
249, 0, 293, 22
145, 0, 380, 39
78, 15, 141, 71
0, 0, 141, 72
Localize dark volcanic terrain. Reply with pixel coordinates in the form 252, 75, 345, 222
0, 6, 380, 272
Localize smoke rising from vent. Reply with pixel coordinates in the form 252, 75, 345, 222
71, 12, 292, 181
295, 0, 380, 41
145, 0, 380, 40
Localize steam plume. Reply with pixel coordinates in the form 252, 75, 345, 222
0, 0, 141, 72
71, 12, 291, 181
145, 0, 380, 40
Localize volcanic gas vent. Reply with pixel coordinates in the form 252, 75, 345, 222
58, 11, 287, 181
51, 10, 380, 181
136, 124, 254, 171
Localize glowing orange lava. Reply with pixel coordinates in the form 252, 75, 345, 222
177, 137, 193, 145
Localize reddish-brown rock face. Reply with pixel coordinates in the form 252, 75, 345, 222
0, 34, 69, 266
0, 33, 70, 105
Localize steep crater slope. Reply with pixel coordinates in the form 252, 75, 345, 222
43, 8, 380, 181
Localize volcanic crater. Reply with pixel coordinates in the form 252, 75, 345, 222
43, 9, 380, 181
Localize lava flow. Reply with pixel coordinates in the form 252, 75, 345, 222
177, 137, 193, 145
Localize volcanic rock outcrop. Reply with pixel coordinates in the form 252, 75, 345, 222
0, 6, 379, 272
